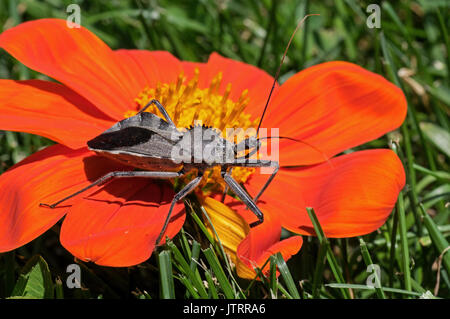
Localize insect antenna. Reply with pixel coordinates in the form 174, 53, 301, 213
257, 135, 333, 167
256, 14, 320, 136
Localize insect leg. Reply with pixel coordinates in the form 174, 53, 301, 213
138, 99, 175, 126
220, 167, 232, 202
221, 167, 263, 227
156, 174, 204, 245
234, 159, 279, 202
39, 170, 183, 208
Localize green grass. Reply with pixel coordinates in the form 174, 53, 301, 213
0, 0, 449, 299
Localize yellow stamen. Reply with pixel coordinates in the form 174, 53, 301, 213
123, 110, 138, 118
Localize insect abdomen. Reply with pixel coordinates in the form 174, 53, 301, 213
88, 126, 182, 172
92, 150, 182, 172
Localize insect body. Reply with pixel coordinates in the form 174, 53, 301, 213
41, 100, 278, 244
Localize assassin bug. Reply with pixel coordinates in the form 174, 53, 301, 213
40, 15, 320, 245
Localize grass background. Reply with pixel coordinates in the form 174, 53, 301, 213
0, 0, 449, 299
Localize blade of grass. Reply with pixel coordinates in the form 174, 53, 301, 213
325, 283, 425, 298
359, 238, 386, 299
381, 32, 438, 174
391, 139, 423, 237
380, 32, 415, 180
389, 205, 399, 288
382, 2, 423, 68
275, 253, 300, 299
177, 275, 200, 299
411, 277, 428, 295
306, 207, 351, 299
243, 257, 275, 296
299, 0, 310, 68
312, 237, 329, 298
382, 35, 428, 234
397, 189, 412, 292
179, 228, 192, 260
185, 239, 201, 298
252, 264, 270, 287
220, 8, 250, 63
334, 0, 357, 60
189, 240, 201, 273
256, 0, 276, 67
204, 270, 219, 299
158, 250, 175, 299
190, 208, 215, 244
203, 247, 235, 299
54, 277, 64, 299
269, 255, 278, 298
166, 240, 209, 298
413, 164, 450, 182
390, 141, 413, 291
418, 204, 450, 277
419, 122, 450, 158
435, 8, 450, 85
276, 282, 294, 299
196, 204, 246, 298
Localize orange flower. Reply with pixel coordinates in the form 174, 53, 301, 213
0, 19, 406, 277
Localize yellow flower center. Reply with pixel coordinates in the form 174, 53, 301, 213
125, 69, 258, 194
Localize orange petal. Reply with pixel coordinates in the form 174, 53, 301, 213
236, 212, 303, 279
60, 178, 185, 267
0, 19, 141, 119
202, 197, 302, 279
265, 62, 407, 166
0, 79, 114, 149
114, 49, 183, 91
113, 51, 273, 120
204, 53, 276, 118
181, 61, 208, 82
245, 149, 405, 237
0, 145, 126, 252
